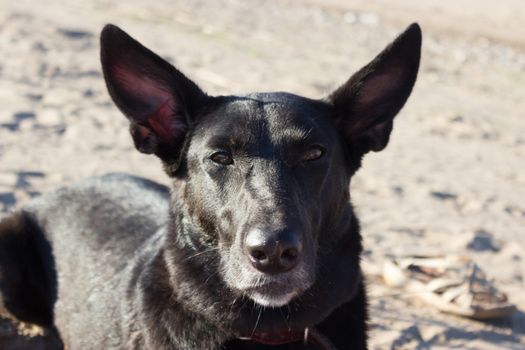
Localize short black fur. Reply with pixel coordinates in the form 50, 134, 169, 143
0, 24, 421, 349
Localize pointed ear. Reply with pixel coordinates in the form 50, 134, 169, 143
329, 23, 421, 154
100, 24, 207, 174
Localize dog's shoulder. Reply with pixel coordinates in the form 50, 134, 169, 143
21, 173, 170, 264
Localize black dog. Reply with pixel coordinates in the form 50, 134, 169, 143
0, 23, 421, 349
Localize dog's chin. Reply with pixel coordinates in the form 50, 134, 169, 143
248, 290, 299, 308
222, 251, 315, 308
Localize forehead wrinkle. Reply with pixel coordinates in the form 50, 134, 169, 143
263, 102, 316, 146
212, 99, 271, 154
280, 126, 313, 143
202, 96, 323, 155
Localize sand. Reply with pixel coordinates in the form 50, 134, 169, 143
0, 0, 524, 348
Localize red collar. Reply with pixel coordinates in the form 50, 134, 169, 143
238, 327, 337, 349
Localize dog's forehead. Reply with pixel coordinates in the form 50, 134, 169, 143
233, 92, 326, 120
199, 92, 334, 144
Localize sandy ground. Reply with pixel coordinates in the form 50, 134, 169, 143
0, 0, 524, 349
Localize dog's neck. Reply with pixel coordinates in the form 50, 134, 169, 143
238, 327, 337, 349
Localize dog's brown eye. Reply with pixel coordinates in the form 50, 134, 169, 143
210, 151, 233, 165
303, 145, 324, 161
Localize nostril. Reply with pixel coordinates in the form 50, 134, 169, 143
281, 247, 298, 261
250, 249, 267, 262
279, 246, 300, 272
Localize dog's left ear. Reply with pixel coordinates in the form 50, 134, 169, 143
100, 24, 208, 175
329, 23, 421, 153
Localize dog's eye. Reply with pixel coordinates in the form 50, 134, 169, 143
210, 151, 234, 165
303, 145, 324, 161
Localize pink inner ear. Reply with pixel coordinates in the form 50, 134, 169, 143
358, 67, 403, 107
111, 63, 187, 144
147, 98, 187, 143
349, 67, 404, 135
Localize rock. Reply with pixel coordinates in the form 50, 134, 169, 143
36, 108, 62, 126
57, 28, 92, 39
359, 12, 379, 26
0, 173, 17, 188
83, 89, 95, 97
430, 191, 457, 200
457, 196, 484, 214
466, 229, 501, 252
420, 324, 447, 343
392, 185, 404, 196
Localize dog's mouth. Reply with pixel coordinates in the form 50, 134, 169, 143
221, 243, 316, 308
244, 282, 301, 308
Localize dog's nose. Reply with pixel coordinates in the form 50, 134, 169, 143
244, 228, 303, 274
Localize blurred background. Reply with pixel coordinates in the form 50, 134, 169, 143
0, 0, 524, 349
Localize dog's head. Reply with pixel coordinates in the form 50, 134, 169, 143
100, 25, 420, 311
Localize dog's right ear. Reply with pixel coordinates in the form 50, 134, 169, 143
329, 23, 421, 155
100, 24, 207, 174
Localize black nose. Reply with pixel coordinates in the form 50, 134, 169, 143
244, 228, 303, 274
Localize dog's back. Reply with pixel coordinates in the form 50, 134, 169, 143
0, 173, 169, 348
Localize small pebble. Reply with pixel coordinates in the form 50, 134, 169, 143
466, 229, 501, 252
